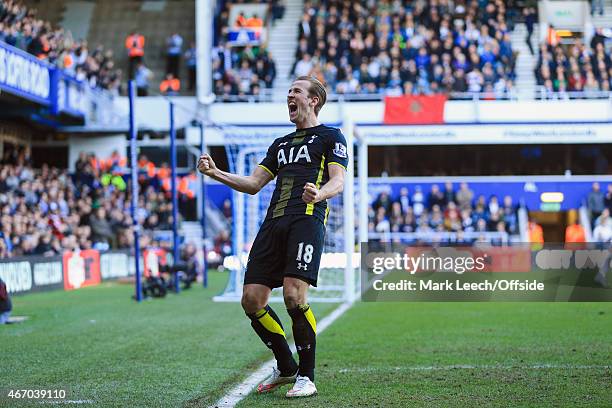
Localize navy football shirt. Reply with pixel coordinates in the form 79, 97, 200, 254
258, 124, 349, 223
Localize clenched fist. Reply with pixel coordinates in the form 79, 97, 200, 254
302, 182, 321, 204
197, 154, 217, 176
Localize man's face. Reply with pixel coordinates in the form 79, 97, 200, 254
287, 80, 316, 123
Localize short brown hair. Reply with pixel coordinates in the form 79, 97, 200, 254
295, 76, 327, 115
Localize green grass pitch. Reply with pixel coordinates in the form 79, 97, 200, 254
1, 271, 610, 407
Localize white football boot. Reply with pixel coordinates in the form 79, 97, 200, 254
256, 367, 297, 394
286, 375, 317, 398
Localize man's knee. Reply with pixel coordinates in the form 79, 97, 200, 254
241, 289, 266, 314
283, 291, 301, 309
283, 279, 307, 309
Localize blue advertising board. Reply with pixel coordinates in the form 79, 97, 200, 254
0, 41, 52, 105
0, 41, 89, 120
54, 71, 88, 118
227, 29, 261, 46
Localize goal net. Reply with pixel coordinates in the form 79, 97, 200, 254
213, 123, 360, 303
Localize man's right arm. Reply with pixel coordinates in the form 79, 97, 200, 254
197, 153, 273, 195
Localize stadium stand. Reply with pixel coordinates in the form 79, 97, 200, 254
535, 31, 612, 98
213, 1, 278, 101
86, 0, 195, 95
0, 148, 230, 259
369, 182, 520, 244
0, 0, 122, 93
290, 0, 518, 98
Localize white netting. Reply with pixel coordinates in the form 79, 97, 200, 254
213, 124, 358, 303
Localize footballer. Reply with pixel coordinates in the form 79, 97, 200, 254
197, 76, 348, 397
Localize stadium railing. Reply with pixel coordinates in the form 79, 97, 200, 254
534, 87, 612, 101
368, 231, 511, 245
216, 89, 612, 103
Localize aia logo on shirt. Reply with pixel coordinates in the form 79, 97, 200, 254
277, 145, 311, 166
333, 143, 347, 158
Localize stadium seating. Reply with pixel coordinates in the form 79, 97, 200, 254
87, 0, 195, 95
0, 150, 228, 259
535, 31, 612, 98
291, 0, 517, 98
212, 1, 277, 101
369, 182, 519, 244
0, 0, 122, 92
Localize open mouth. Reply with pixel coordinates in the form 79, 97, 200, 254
288, 101, 298, 114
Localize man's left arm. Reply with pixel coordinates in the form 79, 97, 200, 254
302, 164, 345, 204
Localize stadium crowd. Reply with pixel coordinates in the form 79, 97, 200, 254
0, 149, 230, 259
293, 0, 517, 98
368, 181, 612, 244
587, 182, 612, 242
0, 0, 122, 93
212, 1, 278, 101
369, 182, 519, 244
536, 30, 612, 97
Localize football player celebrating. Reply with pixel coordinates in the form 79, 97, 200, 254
198, 76, 348, 397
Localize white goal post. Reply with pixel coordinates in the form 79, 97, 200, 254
213, 119, 365, 303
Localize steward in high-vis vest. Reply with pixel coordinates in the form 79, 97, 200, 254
125, 32, 145, 79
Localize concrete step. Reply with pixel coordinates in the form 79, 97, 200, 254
269, 38, 299, 43
269, 0, 303, 93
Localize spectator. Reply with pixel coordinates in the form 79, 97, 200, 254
523, 7, 535, 55
271, 0, 286, 24
588, 182, 605, 223
595, 208, 611, 227
234, 11, 247, 27
173, 242, 200, 289
501, 195, 518, 234
591, 0, 604, 16
565, 210, 586, 243
427, 184, 445, 210
593, 209, 612, 242
125, 31, 145, 79
488, 195, 500, 215
604, 184, 612, 212
528, 217, 544, 247
184, 42, 197, 91
294, 53, 313, 77
134, 62, 153, 96
214, 230, 232, 258
34, 232, 56, 256
456, 182, 474, 211
412, 186, 425, 217
160, 73, 181, 95
373, 191, 392, 215
442, 181, 455, 205
166, 32, 183, 78
395, 187, 410, 215
247, 14, 263, 28
0, 276, 11, 324
89, 207, 114, 250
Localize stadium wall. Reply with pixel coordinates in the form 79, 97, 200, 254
115, 97, 612, 133
115, 97, 612, 151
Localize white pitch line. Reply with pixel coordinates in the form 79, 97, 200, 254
40, 400, 94, 405
210, 301, 353, 408
336, 364, 611, 373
